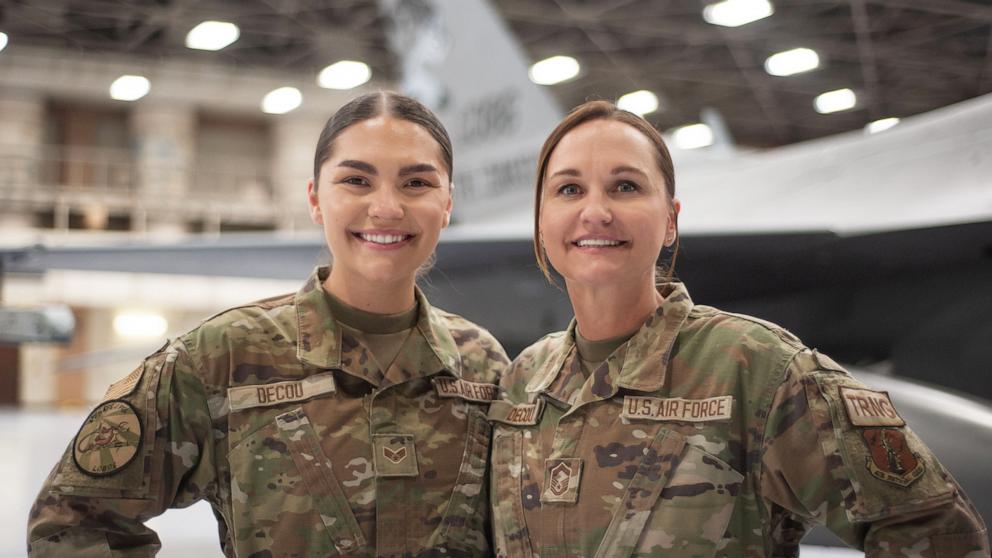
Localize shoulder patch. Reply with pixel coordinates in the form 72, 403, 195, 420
840, 386, 905, 427
862, 427, 925, 487
73, 400, 143, 477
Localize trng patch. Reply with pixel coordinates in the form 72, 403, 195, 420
862, 428, 925, 487
73, 400, 143, 477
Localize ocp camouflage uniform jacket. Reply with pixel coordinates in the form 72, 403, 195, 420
28, 267, 509, 557
489, 281, 988, 557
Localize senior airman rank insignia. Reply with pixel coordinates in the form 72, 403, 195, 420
541, 457, 583, 503
73, 400, 142, 477
373, 433, 419, 477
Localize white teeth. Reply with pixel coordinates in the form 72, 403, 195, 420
359, 233, 408, 245
576, 239, 622, 247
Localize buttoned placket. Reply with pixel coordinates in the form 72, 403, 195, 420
294, 267, 465, 556
523, 284, 694, 557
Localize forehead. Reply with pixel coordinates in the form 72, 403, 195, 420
328, 116, 445, 168
548, 119, 657, 171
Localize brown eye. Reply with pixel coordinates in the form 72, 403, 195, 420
342, 176, 369, 187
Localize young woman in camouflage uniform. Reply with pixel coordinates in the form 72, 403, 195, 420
28, 92, 509, 557
488, 100, 988, 557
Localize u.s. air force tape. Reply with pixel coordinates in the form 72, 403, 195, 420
487, 399, 544, 425
228, 373, 337, 411
622, 395, 733, 422
432, 376, 498, 403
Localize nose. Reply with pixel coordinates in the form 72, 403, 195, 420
368, 185, 404, 221
580, 190, 612, 226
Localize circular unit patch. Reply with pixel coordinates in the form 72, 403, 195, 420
73, 400, 143, 477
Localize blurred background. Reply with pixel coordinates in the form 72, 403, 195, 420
1, 0, 991, 556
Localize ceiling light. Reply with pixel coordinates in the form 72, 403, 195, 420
0, 32, 8, 53
113, 311, 167, 338
703, 0, 774, 27
814, 88, 856, 114
764, 47, 819, 76
262, 86, 302, 114
528, 55, 580, 85
109, 75, 150, 101
185, 21, 240, 51
617, 90, 659, 116
317, 60, 372, 90
672, 123, 714, 150
865, 117, 900, 134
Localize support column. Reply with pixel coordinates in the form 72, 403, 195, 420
270, 114, 324, 232
130, 102, 196, 235
0, 91, 46, 232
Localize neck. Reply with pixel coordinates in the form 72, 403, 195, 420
567, 274, 661, 341
323, 268, 417, 315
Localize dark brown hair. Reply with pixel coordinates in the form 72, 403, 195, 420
534, 100, 679, 283
313, 91, 453, 186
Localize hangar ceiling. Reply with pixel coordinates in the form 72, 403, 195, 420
2, 0, 991, 147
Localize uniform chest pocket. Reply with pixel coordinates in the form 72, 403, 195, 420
596, 428, 744, 558
227, 406, 365, 556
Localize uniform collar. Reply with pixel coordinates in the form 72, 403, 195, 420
525, 281, 694, 408
295, 267, 462, 385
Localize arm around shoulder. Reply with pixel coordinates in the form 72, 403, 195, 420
27, 339, 217, 557
760, 349, 989, 557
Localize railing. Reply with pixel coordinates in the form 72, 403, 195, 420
0, 144, 283, 229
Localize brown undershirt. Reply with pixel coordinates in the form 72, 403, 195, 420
324, 290, 419, 373
574, 326, 638, 377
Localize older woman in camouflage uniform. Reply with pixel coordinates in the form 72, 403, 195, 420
488, 100, 988, 557
28, 92, 509, 557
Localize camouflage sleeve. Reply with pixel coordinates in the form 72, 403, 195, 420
27, 340, 217, 557
760, 349, 989, 557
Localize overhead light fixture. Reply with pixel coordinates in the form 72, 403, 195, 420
113, 311, 168, 338
262, 86, 302, 114
185, 21, 240, 51
617, 90, 659, 116
764, 47, 819, 76
528, 55, 580, 85
0, 32, 8, 53
703, 0, 774, 27
109, 75, 150, 101
814, 88, 856, 114
672, 123, 714, 150
865, 117, 900, 134
317, 60, 372, 90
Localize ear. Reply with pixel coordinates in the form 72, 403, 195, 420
442, 189, 453, 228
665, 197, 681, 246
307, 178, 323, 225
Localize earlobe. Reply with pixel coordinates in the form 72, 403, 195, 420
443, 212, 450, 228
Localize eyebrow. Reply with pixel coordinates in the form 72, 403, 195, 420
399, 163, 439, 176
547, 166, 649, 179
338, 160, 377, 175
611, 165, 649, 179
548, 168, 581, 179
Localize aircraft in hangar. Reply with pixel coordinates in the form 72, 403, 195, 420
1, 0, 990, 553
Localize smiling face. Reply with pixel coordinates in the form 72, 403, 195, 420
539, 118, 679, 290
307, 116, 452, 293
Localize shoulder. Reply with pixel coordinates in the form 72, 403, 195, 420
180, 292, 295, 347
684, 304, 805, 358
430, 307, 510, 381
500, 330, 568, 395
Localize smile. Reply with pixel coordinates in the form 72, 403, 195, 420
353, 232, 414, 245
574, 239, 627, 247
